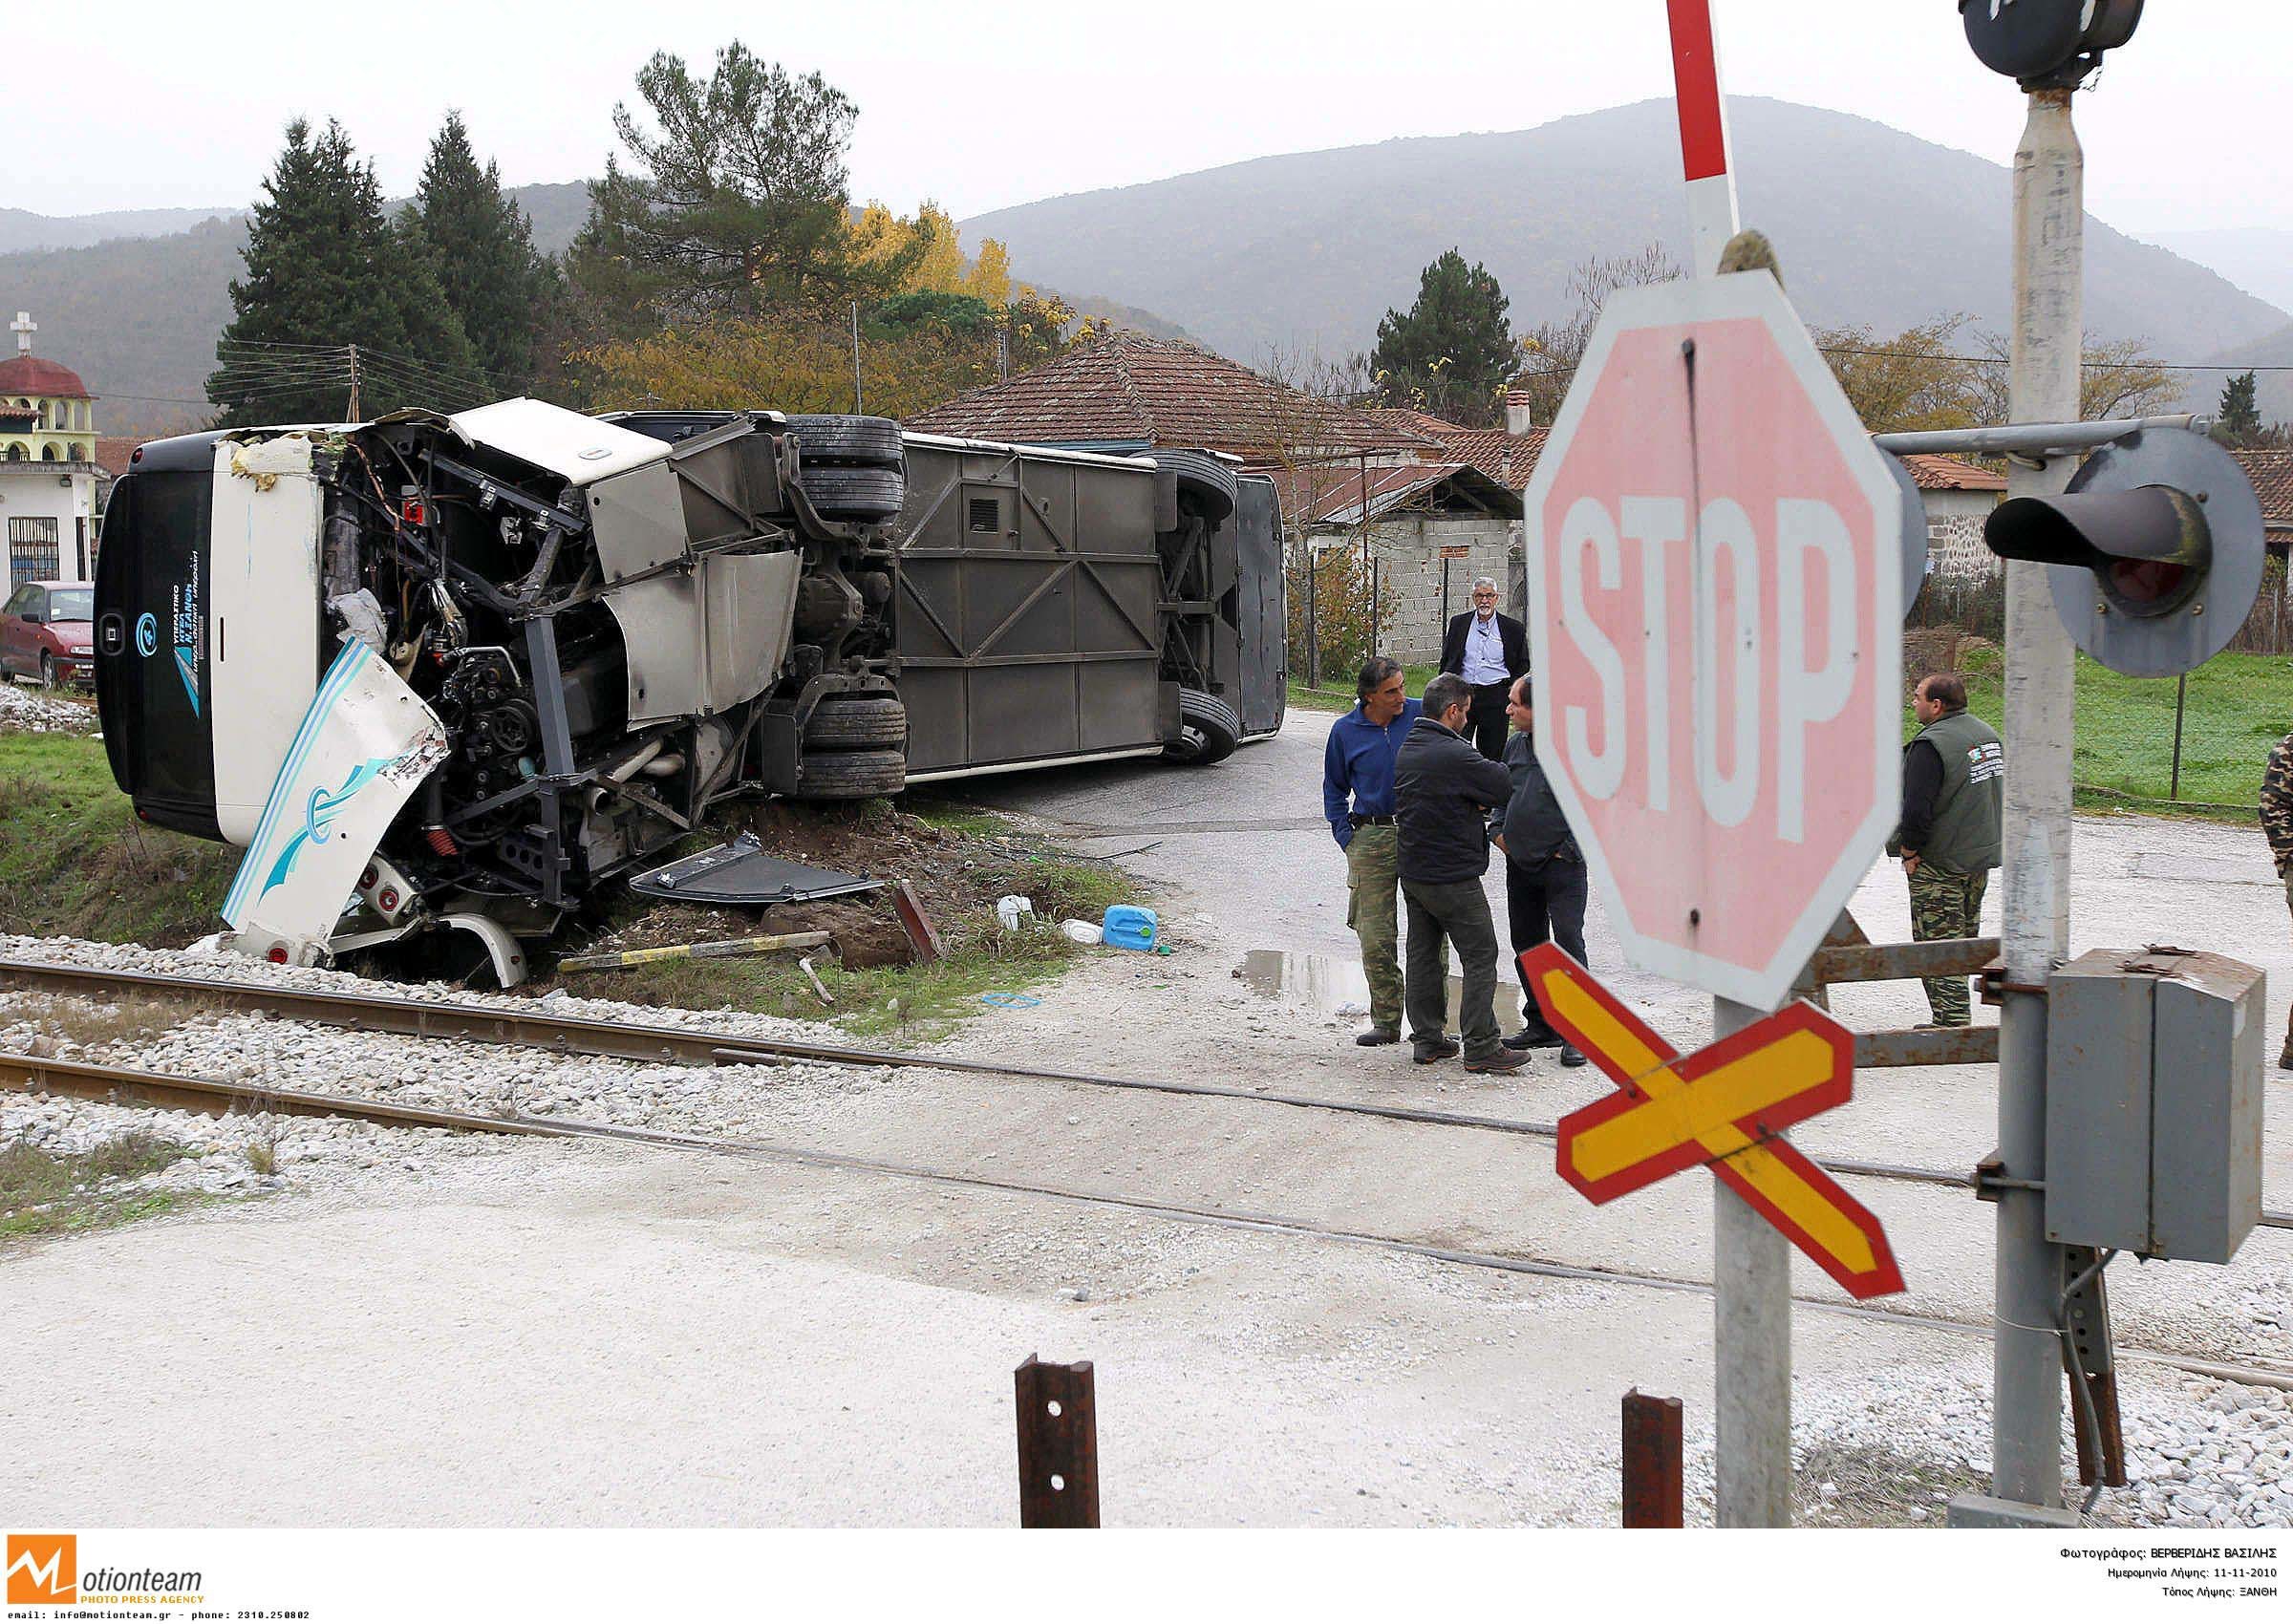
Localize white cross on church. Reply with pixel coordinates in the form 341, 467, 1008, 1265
10, 311, 32, 356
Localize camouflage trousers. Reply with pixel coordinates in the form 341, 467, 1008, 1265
1907, 864, 1988, 1026
1345, 823, 1404, 1033
2282, 875, 2293, 1064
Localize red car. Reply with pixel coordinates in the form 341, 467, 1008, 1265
0, 579, 96, 687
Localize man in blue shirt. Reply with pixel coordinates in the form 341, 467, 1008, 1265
1322, 655, 1421, 1045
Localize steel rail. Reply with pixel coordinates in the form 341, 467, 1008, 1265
1, 956, 2286, 1230
7, 1047, 2288, 1395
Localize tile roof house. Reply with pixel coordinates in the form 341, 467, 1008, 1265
1899, 453, 2007, 494
2230, 450, 2293, 543
903, 331, 1434, 461
1255, 460, 1522, 528
1360, 408, 1549, 488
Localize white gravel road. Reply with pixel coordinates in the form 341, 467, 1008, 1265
2, 711, 2288, 1528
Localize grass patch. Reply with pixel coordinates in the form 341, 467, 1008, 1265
1943, 644, 2293, 819
0, 731, 239, 943
0, 1130, 201, 1238
900, 795, 1018, 840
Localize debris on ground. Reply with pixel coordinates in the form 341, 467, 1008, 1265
559, 930, 833, 973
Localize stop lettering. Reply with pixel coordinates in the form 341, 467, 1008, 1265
1524, 273, 1903, 1009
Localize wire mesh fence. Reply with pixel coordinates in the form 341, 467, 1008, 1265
1286, 544, 1384, 694
1908, 567, 2293, 816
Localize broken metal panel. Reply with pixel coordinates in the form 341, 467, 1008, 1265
627, 833, 880, 906
449, 397, 670, 486
207, 435, 325, 844
701, 550, 801, 711
587, 459, 692, 583
221, 639, 449, 955
606, 551, 802, 725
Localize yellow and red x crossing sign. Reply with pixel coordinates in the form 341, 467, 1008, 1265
1522, 943, 1905, 1300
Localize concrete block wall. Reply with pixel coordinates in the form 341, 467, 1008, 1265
1354, 516, 1522, 665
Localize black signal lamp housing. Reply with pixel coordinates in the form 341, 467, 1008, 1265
1983, 427, 2263, 677
1959, 0, 2144, 88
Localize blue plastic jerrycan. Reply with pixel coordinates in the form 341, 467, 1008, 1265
1101, 904, 1159, 951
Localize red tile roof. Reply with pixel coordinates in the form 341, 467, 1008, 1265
904, 331, 1433, 459
1245, 460, 1522, 526
0, 354, 92, 399
1361, 408, 1548, 487
2231, 450, 2293, 531
93, 436, 148, 481
1899, 452, 2006, 492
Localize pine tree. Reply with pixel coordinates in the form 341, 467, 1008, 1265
574, 44, 916, 320
2218, 370, 2262, 443
412, 112, 558, 391
209, 119, 482, 425
1368, 248, 1517, 428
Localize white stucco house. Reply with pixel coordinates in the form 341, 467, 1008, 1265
0, 312, 101, 597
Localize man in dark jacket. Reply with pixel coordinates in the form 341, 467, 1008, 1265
1890, 672, 2004, 1027
1439, 577, 1531, 759
1394, 673, 1530, 1073
1490, 676, 1588, 1066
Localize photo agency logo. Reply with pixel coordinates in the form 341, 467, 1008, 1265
6, 1533, 204, 1609
6, 1534, 75, 1605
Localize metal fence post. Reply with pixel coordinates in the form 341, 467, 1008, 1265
1712, 994, 1791, 1527
1622, 1390, 1685, 1528
1015, 1356, 1100, 1528
1303, 547, 1321, 690
2170, 674, 2187, 801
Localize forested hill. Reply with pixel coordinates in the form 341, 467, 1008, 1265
958, 96, 2289, 367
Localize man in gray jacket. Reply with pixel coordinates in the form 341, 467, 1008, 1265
1394, 673, 1530, 1073
1491, 675, 1589, 1066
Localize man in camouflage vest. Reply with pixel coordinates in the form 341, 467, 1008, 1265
2260, 734, 2293, 1069
1890, 673, 2004, 1026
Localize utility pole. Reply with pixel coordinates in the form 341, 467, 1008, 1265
346, 343, 362, 422
1992, 84, 2082, 1510
850, 303, 865, 415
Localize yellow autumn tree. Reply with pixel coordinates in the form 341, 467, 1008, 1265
962, 238, 1012, 305
847, 199, 1015, 301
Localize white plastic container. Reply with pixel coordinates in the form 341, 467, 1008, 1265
1060, 918, 1104, 945
996, 895, 1035, 932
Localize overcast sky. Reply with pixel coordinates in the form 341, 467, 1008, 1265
13, 1, 2289, 236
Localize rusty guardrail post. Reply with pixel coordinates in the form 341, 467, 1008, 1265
1621, 1389, 1684, 1528
1016, 1356, 1100, 1528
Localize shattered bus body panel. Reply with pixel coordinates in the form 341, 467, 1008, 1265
93, 402, 1282, 982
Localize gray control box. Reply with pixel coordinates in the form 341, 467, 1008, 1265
2045, 947, 2263, 1263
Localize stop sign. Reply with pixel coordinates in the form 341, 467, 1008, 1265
1524, 271, 1903, 1010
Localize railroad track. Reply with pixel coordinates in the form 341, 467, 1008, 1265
4, 1044, 2287, 1395
1, 955, 2288, 1231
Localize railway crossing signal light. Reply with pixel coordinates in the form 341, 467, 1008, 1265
1982, 425, 2265, 677
1959, 0, 2144, 87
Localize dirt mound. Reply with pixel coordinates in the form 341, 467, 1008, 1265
553, 797, 1089, 983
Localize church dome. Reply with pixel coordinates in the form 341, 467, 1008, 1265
0, 354, 92, 399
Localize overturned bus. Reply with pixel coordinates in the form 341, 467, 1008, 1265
93, 400, 1283, 982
